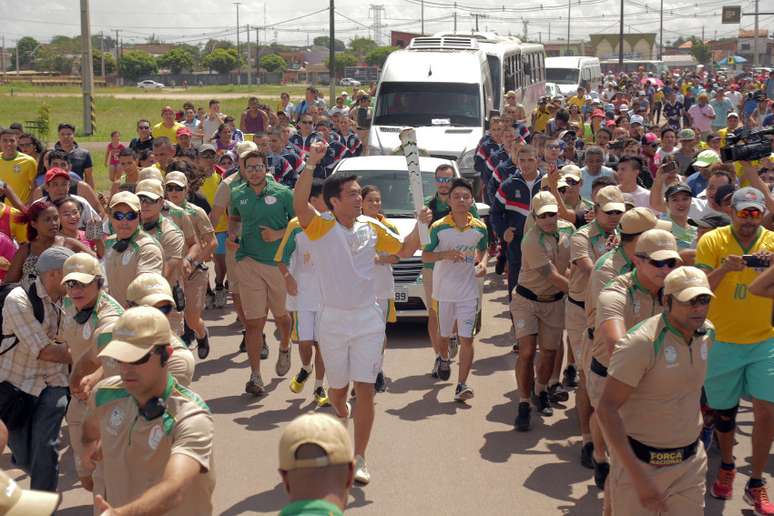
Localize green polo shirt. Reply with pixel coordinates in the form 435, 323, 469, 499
280, 499, 344, 516
230, 179, 294, 265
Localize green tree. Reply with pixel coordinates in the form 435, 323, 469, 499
202, 48, 238, 74
259, 53, 288, 73
688, 37, 712, 65
92, 50, 116, 75
314, 36, 346, 51
365, 46, 397, 68
119, 50, 158, 81
350, 37, 378, 56
11, 36, 40, 69
158, 48, 195, 74
325, 51, 357, 78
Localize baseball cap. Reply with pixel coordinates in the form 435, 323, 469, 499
619, 103, 629, 111
109, 191, 141, 212
713, 184, 736, 206
0, 469, 60, 515
694, 150, 721, 168
731, 186, 767, 211
635, 229, 681, 260
138, 167, 164, 183
126, 273, 175, 307
727, 112, 739, 119
44, 167, 70, 184
99, 306, 171, 363
620, 207, 658, 235
36, 246, 74, 275
340, 91, 348, 96
692, 212, 731, 229
176, 126, 192, 137
61, 252, 102, 285
236, 140, 259, 159
561, 164, 582, 182
199, 143, 217, 154
279, 413, 353, 471
165, 171, 188, 188
594, 185, 626, 212
630, 114, 644, 125
591, 109, 606, 118
678, 128, 696, 140
136, 179, 164, 201
643, 132, 659, 144
531, 191, 559, 216
663, 266, 714, 302
665, 183, 692, 199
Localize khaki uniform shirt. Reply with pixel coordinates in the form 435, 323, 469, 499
594, 269, 663, 366
181, 202, 215, 247
569, 221, 615, 303
62, 291, 124, 377
586, 246, 634, 330
91, 375, 215, 515
518, 220, 573, 296
105, 230, 164, 307
162, 202, 196, 250
609, 314, 714, 448
144, 215, 185, 263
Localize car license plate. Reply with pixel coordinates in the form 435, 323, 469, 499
395, 286, 408, 303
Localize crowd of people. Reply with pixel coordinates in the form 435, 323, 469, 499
0, 65, 771, 515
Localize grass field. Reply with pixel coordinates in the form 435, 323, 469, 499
0, 83, 311, 96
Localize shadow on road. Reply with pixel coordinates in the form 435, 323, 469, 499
471, 350, 514, 376
385, 384, 470, 421
221, 481, 286, 515
385, 373, 436, 395
193, 351, 249, 381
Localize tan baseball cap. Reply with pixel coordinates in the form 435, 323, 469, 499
165, 171, 188, 188
0, 469, 60, 515
136, 179, 164, 201
531, 191, 559, 216
237, 140, 259, 159
594, 185, 625, 212
138, 166, 164, 183
663, 266, 715, 302
98, 306, 171, 363
560, 164, 582, 182
635, 229, 681, 261
620, 207, 658, 235
279, 413, 353, 471
109, 191, 141, 212
61, 253, 102, 285
126, 273, 175, 307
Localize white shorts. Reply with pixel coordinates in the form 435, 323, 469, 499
436, 298, 479, 338
291, 310, 318, 342
317, 303, 385, 388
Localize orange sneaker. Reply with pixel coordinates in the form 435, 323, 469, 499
744, 481, 774, 516
711, 467, 736, 499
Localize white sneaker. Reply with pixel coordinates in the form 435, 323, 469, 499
354, 455, 370, 485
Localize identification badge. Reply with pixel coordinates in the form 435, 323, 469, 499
122, 251, 133, 266
82, 322, 92, 340
148, 425, 164, 450
265, 195, 277, 205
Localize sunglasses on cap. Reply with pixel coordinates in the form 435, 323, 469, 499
64, 279, 94, 289
112, 211, 139, 221
165, 184, 185, 192
736, 208, 763, 219
680, 294, 712, 307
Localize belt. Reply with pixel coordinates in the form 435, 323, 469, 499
590, 357, 608, 377
587, 328, 595, 340
516, 285, 564, 303
568, 296, 585, 310
628, 436, 699, 467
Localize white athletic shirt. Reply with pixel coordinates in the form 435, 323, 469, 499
274, 218, 322, 311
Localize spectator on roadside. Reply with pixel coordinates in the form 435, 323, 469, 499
0, 127, 38, 205
224, 116, 244, 143
294, 87, 319, 123
202, 99, 225, 143
182, 107, 204, 147
240, 97, 269, 135
53, 123, 93, 188
129, 119, 154, 153
152, 106, 185, 145
279, 92, 295, 120
105, 130, 125, 182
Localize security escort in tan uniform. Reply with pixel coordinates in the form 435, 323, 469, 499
590, 229, 681, 490
60, 253, 124, 492
597, 266, 715, 516
566, 185, 624, 467
164, 171, 217, 359
104, 191, 164, 308
512, 191, 574, 432
135, 179, 186, 336
81, 307, 215, 516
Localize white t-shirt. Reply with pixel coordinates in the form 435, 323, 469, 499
622, 185, 651, 210
276, 219, 322, 312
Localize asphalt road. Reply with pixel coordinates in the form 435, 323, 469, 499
0, 268, 765, 515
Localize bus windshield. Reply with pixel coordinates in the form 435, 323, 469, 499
546, 68, 579, 85
374, 82, 481, 127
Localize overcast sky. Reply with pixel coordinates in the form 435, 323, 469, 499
0, 0, 769, 48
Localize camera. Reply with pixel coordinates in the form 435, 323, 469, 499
720, 127, 774, 162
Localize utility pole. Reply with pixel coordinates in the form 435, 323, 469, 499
246, 24, 251, 86
256, 26, 261, 84
548, 23, 551, 41
421, 0, 424, 35
658, 0, 663, 60
471, 13, 486, 32
1, 35, 5, 81
15, 40, 19, 75
753, 0, 759, 67
100, 31, 105, 78
522, 19, 528, 41
453, 3, 457, 33
234, 2, 241, 85
114, 29, 121, 84
80, 0, 95, 135
566, 0, 571, 54
329, 0, 335, 103
618, 0, 624, 68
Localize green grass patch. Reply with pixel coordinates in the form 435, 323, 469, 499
0, 83, 311, 96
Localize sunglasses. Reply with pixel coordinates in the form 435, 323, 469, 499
603, 210, 624, 216
682, 294, 712, 307
156, 304, 174, 315
165, 184, 185, 192
644, 257, 679, 269
112, 211, 139, 221
138, 126, 151, 130
64, 279, 93, 289
138, 196, 159, 205
435, 176, 452, 183
546, 144, 561, 150
736, 209, 763, 219
536, 212, 558, 219
564, 178, 580, 186
558, 186, 568, 193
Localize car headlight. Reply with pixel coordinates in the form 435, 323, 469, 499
458, 149, 475, 172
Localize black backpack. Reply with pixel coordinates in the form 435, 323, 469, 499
0, 282, 45, 355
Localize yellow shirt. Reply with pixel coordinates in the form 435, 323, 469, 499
152, 121, 185, 144
533, 108, 552, 134
695, 226, 774, 343
200, 173, 225, 232
0, 152, 37, 204
1, 205, 28, 244
568, 95, 586, 110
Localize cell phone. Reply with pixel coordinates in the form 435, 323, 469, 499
662, 161, 679, 174
742, 255, 770, 268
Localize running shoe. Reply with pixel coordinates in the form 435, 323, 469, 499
593, 459, 609, 490
454, 383, 474, 401
196, 332, 210, 360
515, 401, 531, 432
534, 390, 553, 416
375, 371, 386, 393
431, 356, 441, 378
580, 442, 594, 470
548, 382, 570, 403
563, 364, 578, 388
744, 480, 774, 516
261, 335, 269, 359
449, 336, 459, 359
276, 348, 291, 376
214, 287, 227, 309
437, 358, 451, 381
711, 467, 736, 499
314, 386, 330, 407
354, 455, 370, 485
245, 375, 265, 396
239, 330, 246, 353
289, 368, 310, 393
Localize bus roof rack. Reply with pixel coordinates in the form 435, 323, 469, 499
408, 36, 480, 51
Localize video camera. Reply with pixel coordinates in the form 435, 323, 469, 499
720, 127, 774, 162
